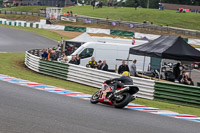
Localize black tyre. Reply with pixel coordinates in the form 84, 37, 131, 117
90, 91, 100, 104
114, 92, 131, 109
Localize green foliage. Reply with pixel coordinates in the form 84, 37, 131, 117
63, 5, 200, 31
0, 6, 48, 13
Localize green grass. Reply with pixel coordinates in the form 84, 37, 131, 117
0, 52, 200, 117
0, 14, 44, 21
0, 6, 48, 13
0, 24, 69, 41
63, 6, 200, 31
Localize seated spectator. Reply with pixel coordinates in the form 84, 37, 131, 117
75, 54, 80, 65
41, 49, 48, 60
97, 60, 102, 70
86, 57, 97, 68
118, 60, 129, 74
178, 71, 194, 85
101, 60, 108, 71
69, 55, 77, 65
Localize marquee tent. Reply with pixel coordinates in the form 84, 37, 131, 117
129, 36, 200, 62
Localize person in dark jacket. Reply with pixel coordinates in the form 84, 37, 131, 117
97, 60, 102, 70
101, 60, 108, 71
178, 71, 194, 86
105, 71, 133, 99
118, 60, 129, 74
75, 54, 80, 65
69, 55, 77, 65
173, 63, 181, 80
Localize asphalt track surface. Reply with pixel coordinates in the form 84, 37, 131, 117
0, 26, 56, 52
0, 80, 199, 133
0, 26, 199, 133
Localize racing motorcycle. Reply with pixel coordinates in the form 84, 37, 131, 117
90, 80, 139, 108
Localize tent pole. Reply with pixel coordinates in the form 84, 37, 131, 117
127, 54, 130, 65
159, 59, 163, 80
142, 56, 146, 74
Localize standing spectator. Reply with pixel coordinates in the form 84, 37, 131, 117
118, 60, 129, 74
41, 49, 48, 60
101, 60, 108, 71
70, 10, 73, 17
66, 11, 70, 17
48, 48, 53, 61
86, 57, 97, 68
173, 63, 181, 80
75, 54, 80, 65
178, 71, 194, 86
69, 55, 78, 65
97, 60, 102, 70
130, 59, 137, 76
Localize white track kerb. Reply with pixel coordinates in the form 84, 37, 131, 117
0, 74, 199, 123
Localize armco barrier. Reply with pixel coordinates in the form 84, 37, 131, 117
25, 50, 155, 100
154, 81, 200, 107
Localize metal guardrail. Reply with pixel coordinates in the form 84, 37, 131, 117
25, 50, 155, 100
154, 81, 200, 107
0, 10, 46, 17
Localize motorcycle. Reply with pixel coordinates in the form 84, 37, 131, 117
90, 80, 139, 108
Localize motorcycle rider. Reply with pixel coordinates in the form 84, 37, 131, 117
105, 71, 133, 99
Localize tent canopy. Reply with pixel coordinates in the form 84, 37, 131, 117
69, 33, 96, 43
129, 36, 200, 62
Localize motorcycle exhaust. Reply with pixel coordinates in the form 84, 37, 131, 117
114, 87, 129, 95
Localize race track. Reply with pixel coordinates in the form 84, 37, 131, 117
0, 26, 199, 133
0, 26, 56, 52
0, 80, 199, 133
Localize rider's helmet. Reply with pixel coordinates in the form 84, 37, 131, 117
122, 71, 130, 77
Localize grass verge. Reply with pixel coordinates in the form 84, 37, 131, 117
0, 6, 48, 13
0, 52, 200, 117
64, 5, 200, 31
0, 24, 70, 41
0, 14, 44, 22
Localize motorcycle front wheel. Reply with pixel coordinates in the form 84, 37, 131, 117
90, 91, 100, 104
113, 92, 131, 108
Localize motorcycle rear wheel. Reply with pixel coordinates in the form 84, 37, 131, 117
90, 91, 100, 104
114, 92, 131, 108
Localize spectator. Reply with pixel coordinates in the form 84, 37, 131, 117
97, 60, 102, 70
86, 57, 97, 68
101, 60, 108, 71
50, 51, 57, 61
178, 71, 194, 85
69, 55, 78, 65
55, 44, 61, 58
70, 10, 73, 16
75, 54, 80, 65
48, 48, 53, 61
118, 60, 129, 74
41, 49, 48, 60
130, 59, 137, 76
173, 63, 181, 80
66, 11, 70, 17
